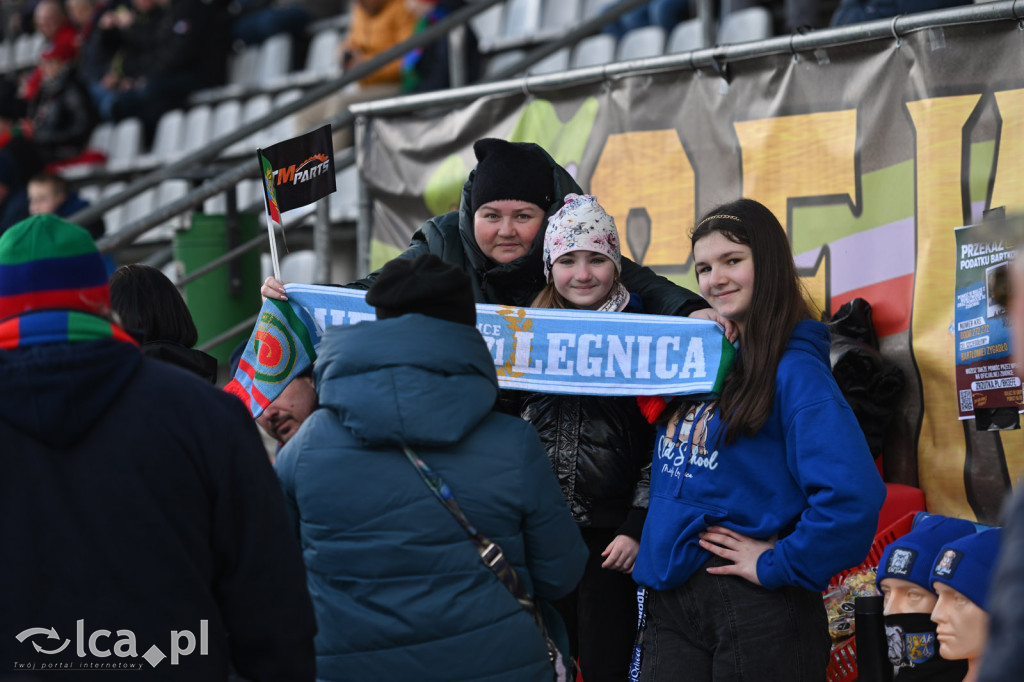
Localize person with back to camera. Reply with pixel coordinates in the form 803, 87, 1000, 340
0, 214, 317, 681
108, 263, 218, 382
261, 138, 737, 341
274, 253, 589, 681
631, 198, 887, 681
499, 193, 655, 682
930, 528, 1004, 682
977, 246, 1024, 682
876, 515, 977, 682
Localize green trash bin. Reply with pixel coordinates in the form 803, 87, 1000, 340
174, 212, 261, 366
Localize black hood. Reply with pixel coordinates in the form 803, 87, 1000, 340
456, 143, 583, 306
0, 340, 141, 448
141, 341, 218, 384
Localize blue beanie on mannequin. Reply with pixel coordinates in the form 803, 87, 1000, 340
931, 527, 1003, 611
876, 515, 977, 593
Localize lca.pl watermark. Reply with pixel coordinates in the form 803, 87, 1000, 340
12, 620, 209, 671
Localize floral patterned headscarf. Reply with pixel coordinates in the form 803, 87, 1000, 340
543, 193, 622, 279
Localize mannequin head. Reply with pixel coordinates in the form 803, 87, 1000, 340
876, 515, 977, 615
930, 528, 1003, 678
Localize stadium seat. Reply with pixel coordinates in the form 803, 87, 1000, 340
617, 26, 666, 61
211, 100, 243, 154
570, 34, 615, 68
540, 0, 581, 27
181, 105, 213, 156
280, 249, 317, 284
667, 18, 706, 53
471, 3, 504, 50
229, 94, 272, 156
270, 90, 303, 146
107, 118, 145, 172
136, 109, 185, 168
277, 27, 341, 88
503, 0, 542, 40
329, 164, 360, 222
529, 47, 570, 75
718, 7, 772, 44
581, 0, 608, 20
484, 49, 526, 78
13, 33, 43, 69
100, 182, 127, 234
256, 33, 293, 83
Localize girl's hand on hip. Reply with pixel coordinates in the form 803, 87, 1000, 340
601, 534, 640, 573
698, 526, 774, 586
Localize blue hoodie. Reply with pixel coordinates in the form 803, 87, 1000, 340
632, 319, 886, 592
276, 313, 587, 681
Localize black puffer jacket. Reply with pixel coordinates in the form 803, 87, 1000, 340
513, 391, 653, 539
350, 144, 710, 316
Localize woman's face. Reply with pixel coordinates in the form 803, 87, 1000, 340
693, 231, 755, 335
931, 582, 989, 661
473, 200, 545, 264
550, 250, 617, 310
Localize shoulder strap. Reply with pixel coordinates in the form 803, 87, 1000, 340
401, 445, 566, 679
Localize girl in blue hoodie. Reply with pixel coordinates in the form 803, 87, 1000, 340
632, 198, 886, 681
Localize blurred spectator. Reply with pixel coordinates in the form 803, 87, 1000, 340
293, 0, 417, 150
400, 0, 480, 94
0, 135, 42, 234
92, 0, 231, 138
109, 263, 219, 382
831, 0, 966, 27
230, 0, 311, 46
25, 43, 97, 166
76, 0, 126, 104
603, 0, 689, 40
89, 0, 163, 121
27, 171, 105, 239
19, 0, 78, 101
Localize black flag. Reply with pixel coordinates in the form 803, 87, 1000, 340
258, 125, 336, 213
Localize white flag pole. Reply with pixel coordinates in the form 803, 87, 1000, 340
264, 205, 282, 282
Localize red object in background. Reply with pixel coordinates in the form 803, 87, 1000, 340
877, 483, 926, 534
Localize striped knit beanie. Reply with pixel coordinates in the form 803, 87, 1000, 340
0, 214, 110, 320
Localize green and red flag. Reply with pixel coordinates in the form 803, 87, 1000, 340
257, 149, 282, 224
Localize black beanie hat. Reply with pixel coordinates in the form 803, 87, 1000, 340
469, 138, 554, 214
366, 254, 477, 327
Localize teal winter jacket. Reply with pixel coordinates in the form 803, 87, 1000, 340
275, 313, 588, 681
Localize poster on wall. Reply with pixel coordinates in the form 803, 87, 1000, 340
953, 219, 1021, 423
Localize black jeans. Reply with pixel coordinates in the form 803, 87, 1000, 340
638, 555, 830, 682
554, 527, 639, 682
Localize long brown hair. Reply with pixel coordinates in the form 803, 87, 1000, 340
691, 199, 813, 443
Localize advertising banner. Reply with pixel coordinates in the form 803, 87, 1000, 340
357, 17, 1024, 522
953, 220, 1021, 421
